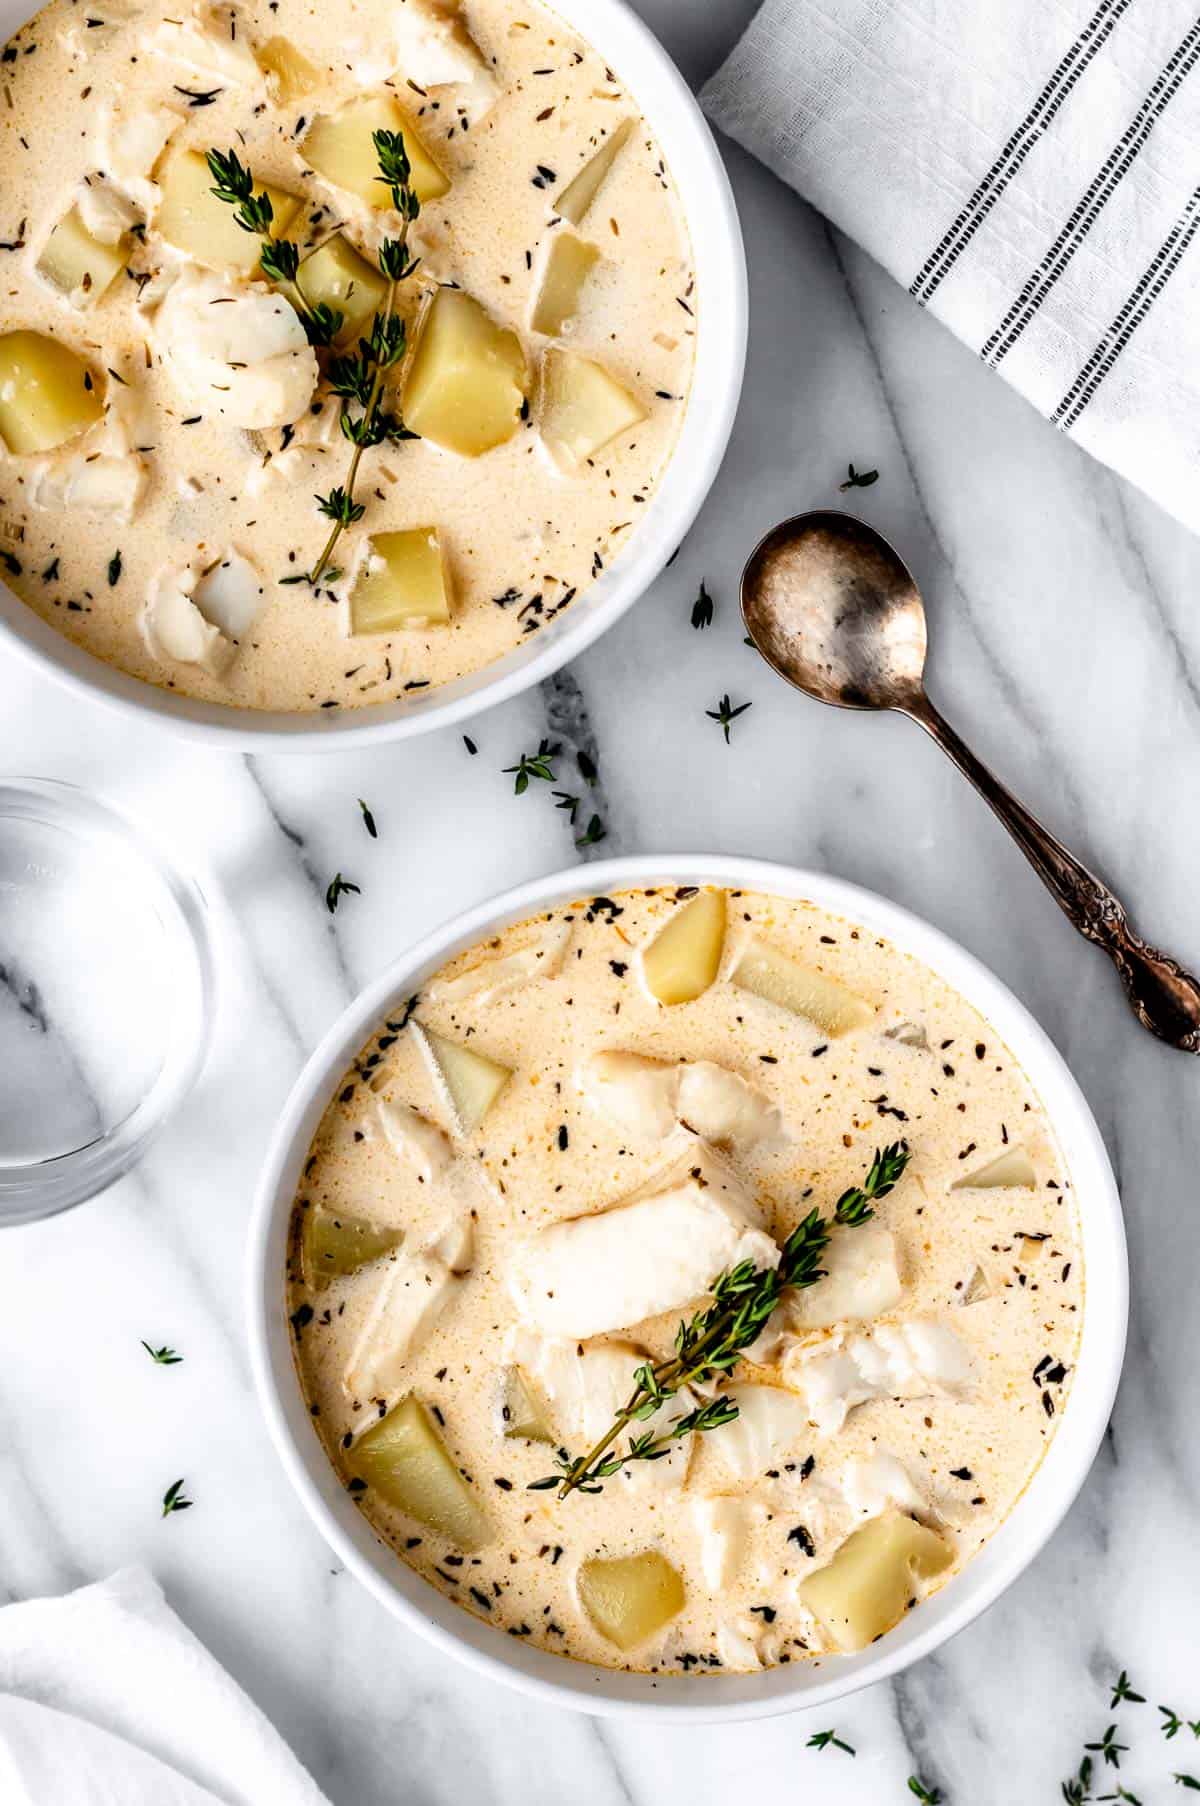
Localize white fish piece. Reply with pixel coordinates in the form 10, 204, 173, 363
141, 560, 235, 678
343, 1216, 473, 1399
578, 1051, 788, 1151
789, 1223, 903, 1331
702, 1382, 811, 1482
505, 1328, 694, 1493
75, 178, 141, 244
428, 923, 571, 1007
28, 450, 145, 522
93, 100, 185, 214
154, 270, 318, 429
840, 1452, 927, 1522
508, 1146, 779, 1338
951, 1147, 1037, 1189
744, 1224, 902, 1361
144, 2, 263, 86
787, 1320, 976, 1437
190, 548, 264, 639
713, 1613, 782, 1670
377, 1099, 454, 1184
689, 1495, 765, 1589
390, 0, 499, 120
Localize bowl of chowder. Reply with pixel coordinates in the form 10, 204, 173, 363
248, 856, 1126, 1718
0, 0, 744, 745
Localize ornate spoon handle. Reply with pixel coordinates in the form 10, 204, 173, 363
906, 691, 1200, 1052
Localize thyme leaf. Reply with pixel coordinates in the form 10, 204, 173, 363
141, 1341, 183, 1365
161, 1478, 192, 1516
706, 693, 752, 743
839, 463, 879, 490
325, 872, 361, 913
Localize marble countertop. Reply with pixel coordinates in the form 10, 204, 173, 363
3, 2, 1200, 1799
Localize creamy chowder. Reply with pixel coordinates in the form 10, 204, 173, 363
286, 886, 1084, 1675
0, 0, 693, 710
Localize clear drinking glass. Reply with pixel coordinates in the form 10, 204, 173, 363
0, 779, 215, 1225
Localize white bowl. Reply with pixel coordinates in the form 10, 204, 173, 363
247, 855, 1127, 1720
0, 0, 746, 749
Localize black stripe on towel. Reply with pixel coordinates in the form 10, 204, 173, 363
909, 0, 1137, 305
1052, 183, 1200, 429
982, 19, 1200, 365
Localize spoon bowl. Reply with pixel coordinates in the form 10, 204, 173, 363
741, 508, 1200, 1052
742, 511, 927, 709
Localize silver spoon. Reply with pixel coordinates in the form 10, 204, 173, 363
741, 508, 1200, 1053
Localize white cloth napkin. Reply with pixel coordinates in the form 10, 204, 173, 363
0, 1568, 331, 1806
703, 0, 1200, 530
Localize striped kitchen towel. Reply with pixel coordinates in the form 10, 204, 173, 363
702, 0, 1200, 531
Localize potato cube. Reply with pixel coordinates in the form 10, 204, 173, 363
530, 233, 600, 336
37, 207, 130, 304
402, 287, 527, 457
799, 1511, 953, 1653
640, 889, 725, 1005
348, 1394, 491, 1549
301, 1203, 403, 1291
501, 1367, 554, 1444
730, 937, 875, 1036
0, 332, 103, 455
257, 35, 319, 100
951, 1147, 1036, 1190
304, 96, 449, 208
539, 349, 645, 468
157, 149, 301, 275
412, 1020, 511, 1135
554, 119, 632, 225
577, 1551, 685, 1651
296, 234, 387, 343
349, 528, 451, 634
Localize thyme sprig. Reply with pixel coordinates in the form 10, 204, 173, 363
308, 130, 421, 585
205, 148, 342, 349
532, 1142, 911, 1500
206, 135, 423, 584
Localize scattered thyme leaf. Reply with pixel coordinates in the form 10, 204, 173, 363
107, 549, 122, 586
504, 738, 558, 794
1111, 1672, 1145, 1708
161, 1478, 192, 1516
575, 813, 605, 848
907, 1779, 941, 1805
840, 462, 879, 490
1085, 1726, 1127, 1770
358, 798, 378, 839
807, 1729, 855, 1755
325, 872, 361, 914
141, 1341, 183, 1365
705, 693, 752, 743
690, 579, 714, 629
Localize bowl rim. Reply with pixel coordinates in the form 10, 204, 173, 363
0, 0, 748, 751
245, 854, 1127, 1721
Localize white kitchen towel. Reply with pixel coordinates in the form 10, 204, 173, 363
0, 1567, 331, 1806
703, 0, 1200, 530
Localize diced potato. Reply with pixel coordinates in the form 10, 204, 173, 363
349, 529, 451, 634
296, 234, 387, 343
554, 118, 632, 225
402, 287, 527, 457
156, 148, 301, 275
36, 207, 130, 304
300, 1202, 403, 1291
539, 348, 645, 468
257, 35, 319, 100
530, 233, 600, 336
577, 1551, 685, 1651
348, 1394, 491, 1549
304, 96, 449, 208
799, 1511, 953, 1653
501, 1367, 554, 1443
0, 332, 102, 455
951, 1148, 1036, 1190
412, 1020, 512, 1135
730, 937, 875, 1037
641, 889, 725, 1006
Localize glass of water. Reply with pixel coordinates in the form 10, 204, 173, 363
0, 778, 215, 1225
